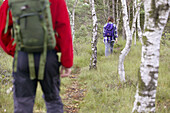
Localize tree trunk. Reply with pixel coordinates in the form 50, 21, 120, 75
112, 0, 115, 22
132, 0, 169, 112
128, 6, 130, 22
116, 11, 121, 35
67, 7, 73, 37
107, 0, 110, 16
137, 13, 143, 44
72, 0, 78, 41
131, 1, 142, 37
116, 0, 121, 29
118, 0, 132, 82
116, 0, 119, 23
122, 26, 126, 40
89, 0, 91, 4
89, 0, 98, 70
137, 0, 143, 45
133, 0, 137, 45
103, 0, 107, 20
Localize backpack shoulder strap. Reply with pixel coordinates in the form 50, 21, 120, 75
4, 0, 12, 34
4, 9, 10, 34
103, 23, 107, 29
113, 23, 117, 28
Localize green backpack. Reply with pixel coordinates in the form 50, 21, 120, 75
5, 0, 56, 80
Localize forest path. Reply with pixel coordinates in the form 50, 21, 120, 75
63, 68, 87, 113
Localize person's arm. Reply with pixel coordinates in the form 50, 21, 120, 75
0, 0, 15, 56
114, 24, 118, 43
103, 24, 107, 37
51, 0, 73, 77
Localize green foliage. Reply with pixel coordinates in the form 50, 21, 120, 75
0, 39, 169, 113
0, 0, 3, 6
0, 0, 170, 112
76, 39, 170, 113
75, 25, 88, 42
97, 24, 104, 39
161, 17, 170, 46
140, 3, 145, 31
156, 43, 170, 113
77, 39, 141, 113
0, 50, 13, 113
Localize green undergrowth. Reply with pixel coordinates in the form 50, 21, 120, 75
75, 39, 140, 113
74, 38, 170, 113
0, 49, 13, 113
0, 38, 170, 113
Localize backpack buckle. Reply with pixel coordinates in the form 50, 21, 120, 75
21, 5, 29, 11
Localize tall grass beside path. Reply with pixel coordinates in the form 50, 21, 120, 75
74, 38, 170, 113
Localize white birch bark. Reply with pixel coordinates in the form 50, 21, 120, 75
137, 15, 143, 44
116, 11, 121, 35
89, 0, 91, 5
128, 6, 130, 22
132, 0, 169, 112
67, 7, 73, 37
131, 1, 142, 37
122, 26, 126, 40
119, 0, 143, 82
133, 0, 137, 45
116, 0, 119, 22
133, 1, 135, 20
112, 0, 115, 22
118, 0, 132, 82
103, 0, 107, 20
116, 0, 121, 30
107, 0, 110, 16
89, 0, 98, 69
134, 28, 137, 45
137, 0, 143, 45
72, 0, 78, 41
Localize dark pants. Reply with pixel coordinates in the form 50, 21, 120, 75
13, 50, 63, 113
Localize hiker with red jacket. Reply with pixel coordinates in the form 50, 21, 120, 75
0, 0, 73, 113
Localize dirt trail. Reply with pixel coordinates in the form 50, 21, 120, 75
63, 72, 86, 113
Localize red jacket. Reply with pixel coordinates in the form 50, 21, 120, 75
0, 0, 73, 68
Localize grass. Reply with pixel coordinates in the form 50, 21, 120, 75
0, 49, 13, 113
75, 39, 140, 113
0, 38, 170, 113
74, 38, 170, 113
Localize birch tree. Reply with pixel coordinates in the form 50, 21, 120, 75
118, 0, 132, 82
103, 0, 107, 19
137, 0, 143, 45
128, 4, 131, 22
119, 0, 143, 82
112, 0, 115, 21
89, 0, 98, 69
133, 0, 137, 45
116, 0, 119, 20
116, 0, 121, 35
131, 1, 143, 36
72, 0, 78, 41
89, 0, 91, 5
66, 0, 78, 41
132, 0, 169, 112
107, 0, 110, 16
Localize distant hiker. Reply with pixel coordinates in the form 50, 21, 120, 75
103, 16, 118, 56
0, 0, 73, 113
